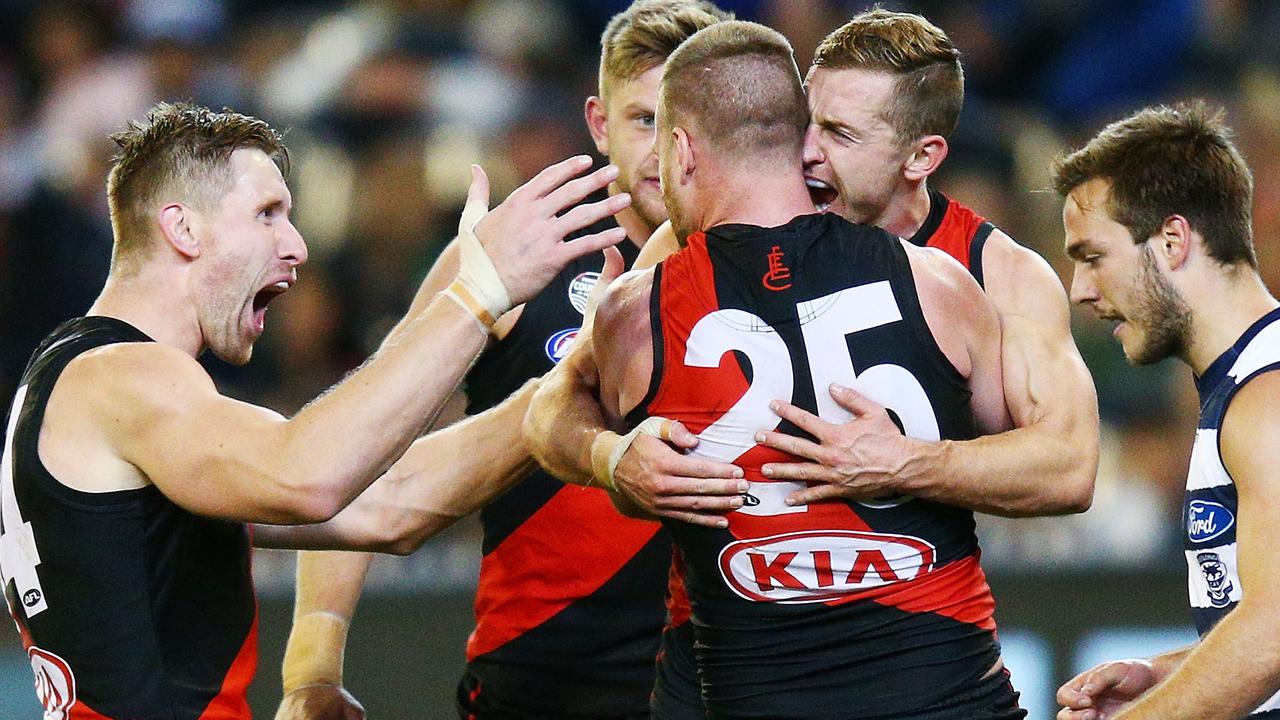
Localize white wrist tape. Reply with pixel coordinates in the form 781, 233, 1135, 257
454, 202, 511, 323
590, 417, 675, 491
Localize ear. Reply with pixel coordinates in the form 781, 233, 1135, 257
157, 203, 201, 260
1155, 214, 1193, 271
584, 95, 610, 156
673, 126, 695, 182
902, 135, 949, 182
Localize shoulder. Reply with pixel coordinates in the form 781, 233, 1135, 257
901, 239, 985, 306
595, 268, 656, 339
978, 229, 1068, 309
60, 342, 215, 421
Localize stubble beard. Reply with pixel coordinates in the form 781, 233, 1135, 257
1128, 246, 1192, 366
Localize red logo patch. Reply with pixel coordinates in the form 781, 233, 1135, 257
762, 245, 792, 291
30, 646, 76, 719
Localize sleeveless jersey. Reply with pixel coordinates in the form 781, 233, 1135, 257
460, 223, 672, 718
908, 188, 994, 285
0, 317, 257, 720
634, 213, 1002, 719
1184, 306, 1280, 717
651, 193, 1006, 720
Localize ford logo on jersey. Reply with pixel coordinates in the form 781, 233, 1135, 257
544, 328, 579, 364
1187, 499, 1235, 543
718, 530, 936, 604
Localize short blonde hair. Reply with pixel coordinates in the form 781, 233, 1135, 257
107, 102, 287, 273
812, 8, 963, 146
598, 0, 731, 100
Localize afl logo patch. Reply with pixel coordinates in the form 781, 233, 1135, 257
29, 646, 76, 719
568, 272, 600, 315
545, 328, 580, 363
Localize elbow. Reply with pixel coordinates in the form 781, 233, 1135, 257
1054, 455, 1098, 515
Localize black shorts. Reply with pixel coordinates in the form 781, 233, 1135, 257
456, 668, 651, 720
649, 621, 1024, 720
650, 622, 703, 720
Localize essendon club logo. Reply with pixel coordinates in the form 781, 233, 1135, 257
761, 245, 792, 291
718, 530, 936, 604
29, 646, 76, 719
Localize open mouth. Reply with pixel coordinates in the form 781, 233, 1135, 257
805, 177, 837, 212
251, 281, 291, 332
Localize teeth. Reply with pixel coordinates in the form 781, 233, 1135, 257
273, 282, 290, 290
815, 202, 831, 213
805, 178, 833, 190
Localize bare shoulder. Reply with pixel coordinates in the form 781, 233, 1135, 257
899, 239, 985, 307
979, 229, 1069, 316
594, 268, 657, 421
595, 268, 656, 338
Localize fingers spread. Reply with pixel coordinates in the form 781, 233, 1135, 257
556, 193, 632, 241
755, 430, 828, 463
524, 154, 594, 199
543, 163, 621, 211
828, 383, 884, 416
769, 399, 835, 440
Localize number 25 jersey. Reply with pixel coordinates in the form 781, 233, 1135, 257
630, 213, 1001, 719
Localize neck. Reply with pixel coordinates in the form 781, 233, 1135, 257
699, 161, 814, 231
609, 182, 652, 248
1182, 267, 1279, 375
88, 267, 204, 357
875, 180, 933, 239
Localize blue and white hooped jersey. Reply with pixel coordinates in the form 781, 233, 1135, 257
1185, 306, 1280, 717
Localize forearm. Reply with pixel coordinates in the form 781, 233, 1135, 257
1114, 607, 1280, 719
525, 348, 610, 486
281, 550, 373, 693
897, 421, 1094, 516
281, 293, 488, 515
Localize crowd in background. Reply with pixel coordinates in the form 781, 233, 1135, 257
3, 0, 1280, 582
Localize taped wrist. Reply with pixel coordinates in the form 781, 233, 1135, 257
589, 417, 674, 491
281, 612, 349, 694
454, 210, 511, 325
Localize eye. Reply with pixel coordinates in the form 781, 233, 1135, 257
636, 113, 655, 129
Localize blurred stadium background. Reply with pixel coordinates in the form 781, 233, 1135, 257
3, 0, 1279, 717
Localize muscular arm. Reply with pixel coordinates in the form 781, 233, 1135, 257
909, 233, 1097, 514
66, 157, 623, 526
253, 379, 538, 553
524, 223, 744, 525
1105, 374, 1280, 720
767, 232, 1098, 517
524, 220, 679, 484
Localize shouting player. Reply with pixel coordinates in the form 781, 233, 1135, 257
0, 101, 625, 720
272, 4, 736, 720
591, 20, 1024, 719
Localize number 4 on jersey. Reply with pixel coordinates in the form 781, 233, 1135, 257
1, 385, 49, 617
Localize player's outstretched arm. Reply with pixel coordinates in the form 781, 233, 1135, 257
761, 232, 1098, 517
254, 378, 539, 553
75, 156, 623, 526
524, 223, 745, 528
1091, 373, 1280, 720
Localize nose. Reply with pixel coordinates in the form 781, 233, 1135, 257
278, 218, 309, 267
1068, 265, 1096, 305
802, 124, 824, 169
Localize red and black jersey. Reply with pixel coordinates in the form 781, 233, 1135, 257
908, 188, 995, 287
633, 213, 1007, 720
0, 317, 257, 720
459, 225, 671, 719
